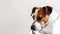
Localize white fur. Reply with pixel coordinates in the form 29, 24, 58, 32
34, 21, 41, 31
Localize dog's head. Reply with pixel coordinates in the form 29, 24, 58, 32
30, 6, 52, 31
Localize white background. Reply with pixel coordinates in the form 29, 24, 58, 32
0, 0, 60, 34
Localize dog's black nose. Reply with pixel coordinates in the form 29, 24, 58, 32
31, 25, 36, 30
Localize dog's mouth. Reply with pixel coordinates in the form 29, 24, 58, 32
31, 22, 47, 34
31, 20, 48, 31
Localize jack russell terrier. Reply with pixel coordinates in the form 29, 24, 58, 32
29, 6, 60, 34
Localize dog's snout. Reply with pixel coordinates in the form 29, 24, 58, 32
31, 25, 36, 30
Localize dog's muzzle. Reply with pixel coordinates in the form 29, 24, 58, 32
31, 20, 48, 31
31, 20, 41, 31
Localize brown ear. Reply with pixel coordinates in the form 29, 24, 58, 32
30, 7, 39, 16
46, 6, 53, 15
30, 7, 39, 20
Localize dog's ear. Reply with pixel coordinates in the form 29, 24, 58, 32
30, 7, 39, 20
30, 7, 38, 16
46, 6, 53, 15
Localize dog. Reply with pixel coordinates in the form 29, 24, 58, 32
29, 6, 60, 34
